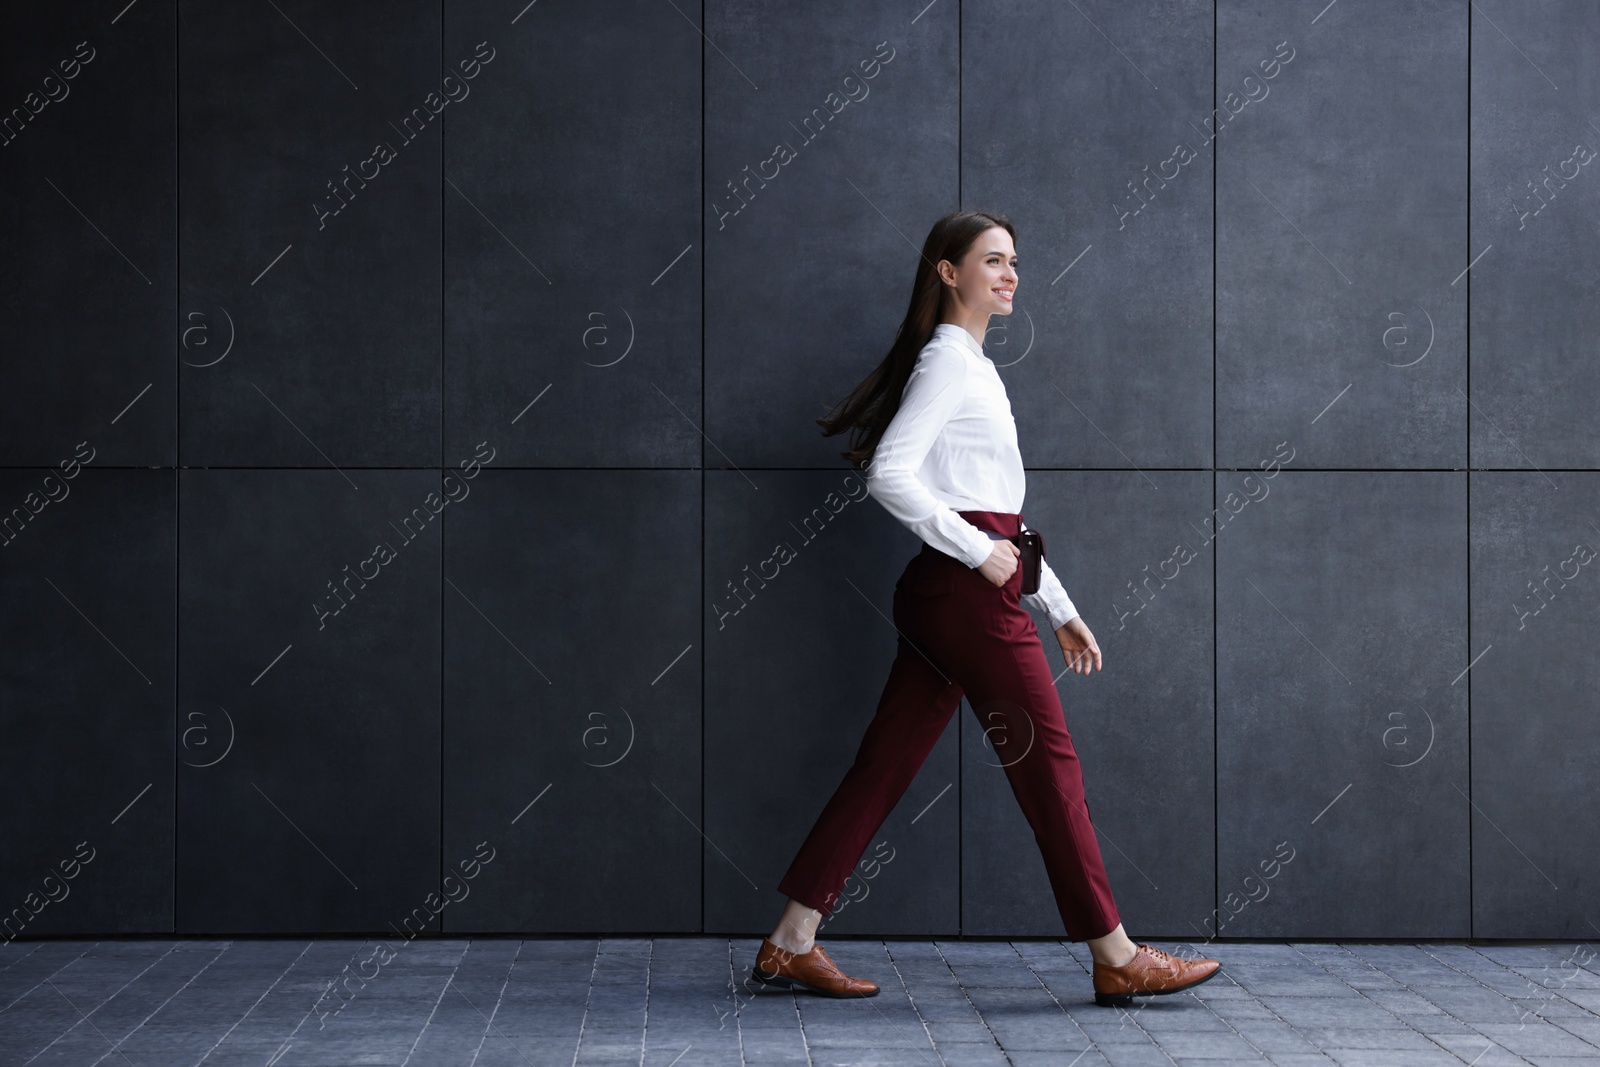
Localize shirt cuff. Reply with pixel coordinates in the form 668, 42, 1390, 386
959, 524, 997, 569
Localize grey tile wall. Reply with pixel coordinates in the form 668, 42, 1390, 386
1467, 473, 1600, 938
1218, 0, 1468, 470
1216, 471, 1470, 938
177, 469, 442, 932
1, 0, 1594, 941
442, 469, 702, 934
178, 0, 442, 468
1470, 3, 1600, 469
0, 470, 174, 934
444, 0, 701, 467
0, 7, 174, 467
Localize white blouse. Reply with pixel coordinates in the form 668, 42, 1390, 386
864, 322, 1080, 630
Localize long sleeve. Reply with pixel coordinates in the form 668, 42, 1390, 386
863, 345, 995, 569
1021, 520, 1079, 630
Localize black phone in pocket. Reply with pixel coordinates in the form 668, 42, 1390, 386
1016, 530, 1044, 595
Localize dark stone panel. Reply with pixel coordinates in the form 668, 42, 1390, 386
0, 4, 174, 467
441, 470, 701, 933
177, 1, 439, 467
1218, 1, 1467, 469
1469, 3, 1600, 469
963, 0, 1213, 469
704, 470, 960, 936
1469, 473, 1600, 937
1217, 471, 1469, 937
960, 472, 1215, 939
0, 469, 174, 935
176, 469, 442, 933
443, 1, 700, 467
704, 3, 958, 468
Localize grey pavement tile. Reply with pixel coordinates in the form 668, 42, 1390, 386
1006, 1050, 1113, 1067
1291, 1026, 1444, 1051
1361, 963, 1484, 989
1072, 1016, 1175, 1045
1404, 1017, 1491, 1041
802, 1028, 938, 1053
1472, 945, 1580, 964
1502, 963, 1600, 997
1422, 1037, 1528, 1067
1145, 1023, 1267, 1062
1223, 1019, 1325, 1054
934, 942, 1028, 964
957, 987, 1060, 1014
922, 1018, 996, 1043
1305, 964, 1409, 992
891, 959, 967, 977
1359, 988, 1450, 1016
982, 1017, 1097, 1051
942, 964, 1041, 988
1553, 1017, 1600, 1043
1224, 968, 1357, 998
1320, 1050, 1465, 1067
907, 998, 988, 1021
1191, 1003, 1276, 1027
1443, 969, 1561, 999
1213, 943, 1319, 965
1010, 939, 1071, 954
1189, 973, 1263, 995
921, 1039, 1013, 1065
1021, 976, 1098, 1002
1419, 987, 1557, 1025
734, 1036, 812, 1059
1120, 1003, 1237, 1030
1017, 966, 1094, 991
1253, 995, 1412, 1029
1468, 1021, 1600, 1057
1147, 1028, 1274, 1058
1500, 997, 1600, 1026
1552, 988, 1600, 1013
1192, 1002, 1280, 1026
1090, 1043, 1188, 1067
797, 1048, 948, 1067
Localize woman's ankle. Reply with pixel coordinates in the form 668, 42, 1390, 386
1086, 925, 1138, 966
768, 932, 814, 955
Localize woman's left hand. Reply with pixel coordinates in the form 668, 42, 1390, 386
1054, 616, 1102, 675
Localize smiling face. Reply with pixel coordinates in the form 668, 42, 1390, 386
938, 225, 1017, 319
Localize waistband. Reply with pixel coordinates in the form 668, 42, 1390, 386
957, 509, 1023, 538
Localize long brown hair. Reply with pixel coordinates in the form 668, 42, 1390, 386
817, 209, 1016, 468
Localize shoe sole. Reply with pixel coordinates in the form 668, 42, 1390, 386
1093, 965, 1220, 1007
747, 966, 880, 998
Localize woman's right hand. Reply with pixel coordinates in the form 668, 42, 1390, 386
977, 538, 1020, 586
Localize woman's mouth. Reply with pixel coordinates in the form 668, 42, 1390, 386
993, 287, 1014, 302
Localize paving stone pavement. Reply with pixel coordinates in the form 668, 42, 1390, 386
0, 938, 1596, 1065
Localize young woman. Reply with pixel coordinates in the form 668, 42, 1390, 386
747, 210, 1220, 1008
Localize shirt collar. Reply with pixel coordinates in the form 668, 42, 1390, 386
932, 322, 989, 361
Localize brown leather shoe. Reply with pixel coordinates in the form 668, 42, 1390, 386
747, 937, 880, 998
1092, 942, 1220, 1006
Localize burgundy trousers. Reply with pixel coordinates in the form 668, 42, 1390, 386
775, 510, 1121, 942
